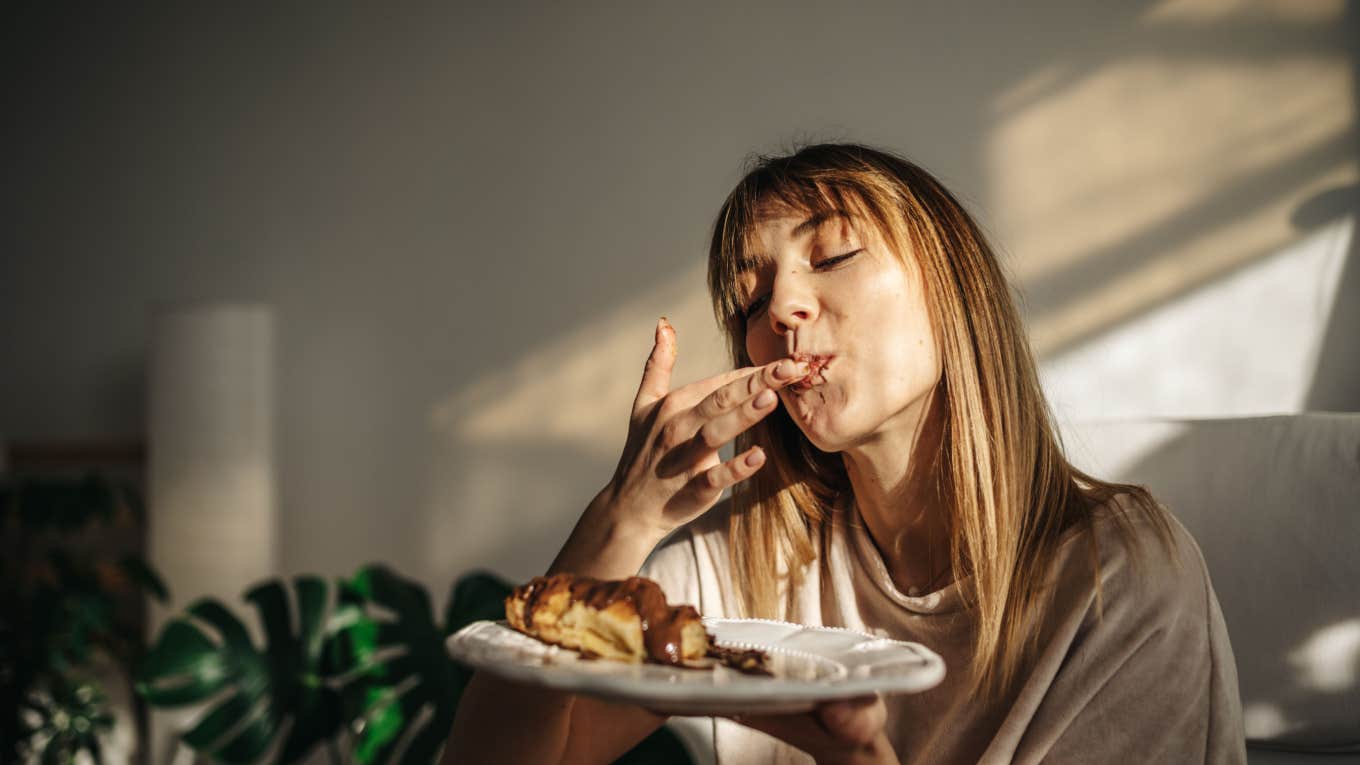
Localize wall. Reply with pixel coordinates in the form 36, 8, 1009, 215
3, 1, 1356, 604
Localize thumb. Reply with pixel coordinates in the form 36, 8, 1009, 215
815, 696, 885, 746
633, 317, 677, 413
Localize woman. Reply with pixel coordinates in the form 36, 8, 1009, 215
446, 143, 1245, 764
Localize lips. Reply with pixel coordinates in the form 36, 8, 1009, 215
787, 352, 834, 391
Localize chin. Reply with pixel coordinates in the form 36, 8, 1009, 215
782, 386, 845, 444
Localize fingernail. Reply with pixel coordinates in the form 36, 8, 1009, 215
744, 449, 764, 467
775, 360, 808, 380
755, 389, 776, 407
657, 317, 676, 356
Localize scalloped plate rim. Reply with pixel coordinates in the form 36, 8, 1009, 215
445, 617, 946, 715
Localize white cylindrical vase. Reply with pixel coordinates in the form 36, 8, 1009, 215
146, 303, 277, 764
148, 304, 277, 618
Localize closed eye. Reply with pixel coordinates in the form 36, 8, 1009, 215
741, 249, 862, 321
815, 249, 862, 270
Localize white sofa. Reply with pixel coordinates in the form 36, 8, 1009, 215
1062, 413, 1360, 763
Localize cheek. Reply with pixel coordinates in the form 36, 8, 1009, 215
864, 273, 939, 388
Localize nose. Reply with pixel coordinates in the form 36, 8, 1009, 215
767, 274, 817, 338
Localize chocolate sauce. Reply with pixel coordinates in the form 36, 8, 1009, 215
707, 645, 774, 676
509, 574, 700, 666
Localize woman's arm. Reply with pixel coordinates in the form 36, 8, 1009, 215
442, 490, 669, 764
443, 320, 807, 764
446, 673, 668, 765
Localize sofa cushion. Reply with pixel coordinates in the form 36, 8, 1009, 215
1060, 414, 1360, 753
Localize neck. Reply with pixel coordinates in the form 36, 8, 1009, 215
842, 386, 951, 595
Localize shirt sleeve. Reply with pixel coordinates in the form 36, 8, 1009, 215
1015, 514, 1247, 764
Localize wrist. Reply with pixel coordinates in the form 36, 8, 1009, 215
590, 484, 672, 548
547, 489, 670, 579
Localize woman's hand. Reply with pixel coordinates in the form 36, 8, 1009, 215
605, 317, 808, 539
731, 696, 898, 765
548, 318, 806, 579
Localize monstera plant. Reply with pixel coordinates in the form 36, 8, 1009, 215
0, 472, 167, 765
136, 568, 692, 765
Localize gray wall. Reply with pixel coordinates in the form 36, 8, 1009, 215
3, 2, 1357, 603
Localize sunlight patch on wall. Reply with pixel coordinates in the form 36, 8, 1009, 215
986, 0, 1354, 356
421, 263, 733, 581
1025, 161, 1355, 358
1143, 0, 1343, 24
1041, 217, 1352, 418
1057, 419, 1190, 481
429, 261, 730, 459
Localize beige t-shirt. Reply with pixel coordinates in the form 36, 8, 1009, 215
639, 495, 1246, 764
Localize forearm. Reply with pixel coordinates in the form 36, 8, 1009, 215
445, 491, 668, 763
444, 673, 573, 764
547, 488, 667, 579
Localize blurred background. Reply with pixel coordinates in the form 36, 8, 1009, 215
1, 1, 1357, 758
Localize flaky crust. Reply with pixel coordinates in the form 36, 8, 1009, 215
504, 574, 711, 665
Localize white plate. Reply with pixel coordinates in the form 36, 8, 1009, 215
446, 617, 945, 715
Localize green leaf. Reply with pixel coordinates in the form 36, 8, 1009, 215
352, 686, 405, 764
136, 620, 229, 705
135, 579, 343, 765
117, 556, 169, 603
328, 565, 459, 765
181, 692, 255, 748
441, 571, 512, 636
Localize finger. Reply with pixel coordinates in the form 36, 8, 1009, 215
690, 374, 794, 454
816, 696, 886, 746
730, 697, 885, 758
693, 358, 809, 424
689, 446, 766, 498
666, 365, 760, 412
659, 360, 801, 468
632, 317, 677, 415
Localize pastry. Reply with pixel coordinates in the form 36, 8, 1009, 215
505, 574, 710, 665
504, 573, 770, 674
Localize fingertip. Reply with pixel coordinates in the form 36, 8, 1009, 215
818, 695, 884, 744
744, 447, 765, 468
656, 317, 677, 356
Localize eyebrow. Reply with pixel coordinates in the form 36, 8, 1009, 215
736, 211, 846, 274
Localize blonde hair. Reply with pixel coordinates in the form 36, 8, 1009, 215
706, 143, 1176, 699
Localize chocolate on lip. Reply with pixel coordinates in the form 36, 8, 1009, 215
787, 352, 834, 390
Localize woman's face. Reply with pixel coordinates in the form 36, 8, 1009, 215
738, 205, 942, 452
